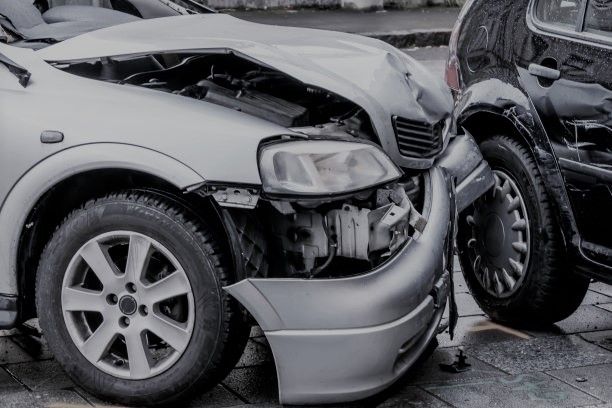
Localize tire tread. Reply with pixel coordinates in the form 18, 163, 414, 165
35, 190, 249, 406
458, 135, 589, 326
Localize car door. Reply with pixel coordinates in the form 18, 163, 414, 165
518, 0, 612, 268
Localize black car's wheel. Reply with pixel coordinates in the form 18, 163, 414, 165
36, 191, 249, 406
457, 135, 589, 326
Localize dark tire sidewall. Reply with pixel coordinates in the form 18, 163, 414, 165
458, 136, 561, 320
37, 197, 227, 402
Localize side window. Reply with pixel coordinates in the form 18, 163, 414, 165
536, 0, 582, 27
585, 0, 612, 35
533, 0, 612, 42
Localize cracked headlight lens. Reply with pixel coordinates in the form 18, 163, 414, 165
259, 140, 402, 196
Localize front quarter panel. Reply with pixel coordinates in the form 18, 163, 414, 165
0, 144, 205, 296
0, 43, 292, 295
0, 43, 289, 193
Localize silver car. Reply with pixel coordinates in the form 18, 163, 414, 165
0, 0, 493, 405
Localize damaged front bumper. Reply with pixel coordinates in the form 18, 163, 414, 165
225, 167, 453, 405
223, 131, 492, 405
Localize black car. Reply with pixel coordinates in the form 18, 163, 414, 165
447, 0, 611, 325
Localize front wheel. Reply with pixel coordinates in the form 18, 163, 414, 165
457, 135, 589, 326
36, 191, 249, 406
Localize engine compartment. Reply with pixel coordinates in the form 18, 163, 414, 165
57, 52, 378, 143
55, 51, 428, 279
265, 177, 426, 278
211, 174, 426, 279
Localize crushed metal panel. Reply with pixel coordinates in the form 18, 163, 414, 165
224, 167, 452, 332
37, 14, 454, 169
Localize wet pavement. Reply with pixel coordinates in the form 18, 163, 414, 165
0, 257, 610, 408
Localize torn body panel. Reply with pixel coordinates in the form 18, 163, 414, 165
517, 67, 612, 266
224, 167, 453, 405
55, 51, 380, 143
438, 131, 495, 212
202, 128, 490, 283
207, 129, 489, 281
218, 132, 490, 403
0, 21, 483, 299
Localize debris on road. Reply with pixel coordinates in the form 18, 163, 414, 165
439, 347, 472, 373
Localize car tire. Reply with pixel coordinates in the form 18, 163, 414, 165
36, 191, 250, 406
457, 135, 589, 326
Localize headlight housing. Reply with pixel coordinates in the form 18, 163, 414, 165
259, 139, 402, 196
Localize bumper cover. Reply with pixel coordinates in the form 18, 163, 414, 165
438, 131, 495, 213
263, 273, 449, 405
225, 166, 453, 405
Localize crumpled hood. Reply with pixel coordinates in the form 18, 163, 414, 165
37, 14, 454, 168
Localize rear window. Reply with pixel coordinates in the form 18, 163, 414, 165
585, 0, 612, 35
536, 0, 582, 27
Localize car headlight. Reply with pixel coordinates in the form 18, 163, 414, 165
259, 140, 402, 196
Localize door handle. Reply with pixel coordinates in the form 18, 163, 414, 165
528, 63, 561, 81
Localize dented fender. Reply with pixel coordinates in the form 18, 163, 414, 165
454, 78, 582, 255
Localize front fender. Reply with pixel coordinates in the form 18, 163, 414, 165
454, 78, 581, 262
0, 143, 204, 296
1, 44, 288, 188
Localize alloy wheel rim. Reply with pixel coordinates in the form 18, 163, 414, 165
62, 231, 195, 380
465, 170, 531, 298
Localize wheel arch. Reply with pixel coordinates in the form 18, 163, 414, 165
459, 109, 530, 147
456, 103, 581, 266
0, 144, 234, 323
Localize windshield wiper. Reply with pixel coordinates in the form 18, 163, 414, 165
0, 52, 31, 87
22, 37, 59, 44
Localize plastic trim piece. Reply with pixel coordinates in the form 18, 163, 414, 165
559, 158, 612, 183
437, 131, 495, 212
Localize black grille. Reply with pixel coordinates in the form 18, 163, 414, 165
393, 116, 445, 159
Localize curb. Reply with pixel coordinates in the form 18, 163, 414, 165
361, 29, 451, 48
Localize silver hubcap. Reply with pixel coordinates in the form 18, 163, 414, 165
62, 231, 195, 380
465, 170, 531, 298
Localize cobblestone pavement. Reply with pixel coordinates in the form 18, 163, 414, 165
0, 257, 610, 408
